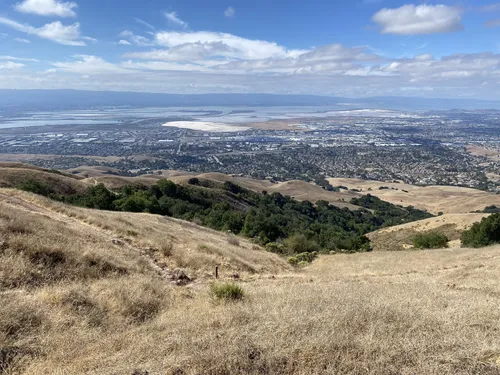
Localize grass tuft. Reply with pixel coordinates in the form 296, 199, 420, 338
210, 282, 245, 302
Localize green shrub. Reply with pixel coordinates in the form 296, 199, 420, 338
210, 282, 245, 302
287, 256, 299, 266
461, 213, 500, 248
297, 261, 309, 268
284, 234, 320, 254
265, 242, 286, 254
295, 252, 318, 263
412, 232, 449, 249
16, 179, 52, 197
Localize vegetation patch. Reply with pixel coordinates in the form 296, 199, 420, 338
16, 177, 433, 254
412, 232, 449, 249
210, 282, 245, 302
461, 213, 500, 248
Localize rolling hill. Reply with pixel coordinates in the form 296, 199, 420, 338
0, 163, 89, 195
68, 167, 500, 214
70, 167, 361, 210
328, 177, 500, 214
367, 213, 490, 251
2, 185, 500, 374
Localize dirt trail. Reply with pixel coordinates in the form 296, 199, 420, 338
0, 191, 191, 285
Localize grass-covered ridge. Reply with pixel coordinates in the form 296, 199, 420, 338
18, 176, 433, 253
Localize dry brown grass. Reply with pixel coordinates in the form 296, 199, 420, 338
368, 213, 489, 251
2, 188, 500, 374
167, 172, 360, 210
328, 177, 500, 214
0, 165, 88, 195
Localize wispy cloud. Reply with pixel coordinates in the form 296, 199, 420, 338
14, 37, 31, 43
164, 12, 188, 29
118, 39, 131, 45
14, 0, 78, 18
372, 4, 463, 35
118, 30, 154, 46
0, 61, 25, 69
0, 55, 38, 62
82, 36, 97, 43
135, 18, 155, 30
224, 7, 235, 18
0, 16, 86, 45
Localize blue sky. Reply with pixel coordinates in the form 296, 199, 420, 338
0, 0, 500, 98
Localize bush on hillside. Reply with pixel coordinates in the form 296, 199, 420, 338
210, 282, 245, 302
284, 234, 320, 254
16, 179, 53, 197
461, 213, 500, 248
412, 232, 449, 249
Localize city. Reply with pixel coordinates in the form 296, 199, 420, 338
1, 107, 499, 191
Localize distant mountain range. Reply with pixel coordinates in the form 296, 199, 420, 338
1, 89, 500, 111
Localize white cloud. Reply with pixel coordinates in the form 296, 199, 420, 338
0, 55, 38, 62
124, 42, 237, 62
14, 0, 77, 17
82, 36, 97, 43
372, 4, 463, 35
224, 7, 235, 18
14, 37, 31, 43
135, 18, 155, 30
118, 30, 154, 46
154, 31, 303, 60
164, 12, 188, 29
52, 55, 130, 74
1, 26, 500, 99
0, 17, 85, 45
0, 61, 25, 69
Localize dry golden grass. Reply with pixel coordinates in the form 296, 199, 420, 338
167, 172, 360, 210
368, 213, 489, 251
467, 145, 500, 162
0, 164, 88, 195
2, 189, 500, 374
71, 167, 360, 209
328, 177, 500, 214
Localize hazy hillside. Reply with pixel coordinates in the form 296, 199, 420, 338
329, 177, 500, 214
70, 167, 361, 210
0, 163, 89, 195
2, 186, 500, 374
69, 167, 500, 214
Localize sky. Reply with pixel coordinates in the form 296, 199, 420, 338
0, 0, 499, 99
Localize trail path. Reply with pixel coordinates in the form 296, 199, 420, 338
0, 191, 191, 285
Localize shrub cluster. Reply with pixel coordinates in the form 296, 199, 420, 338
210, 282, 245, 301
17, 178, 432, 254
412, 232, 449, 249
461, 213, 500, 248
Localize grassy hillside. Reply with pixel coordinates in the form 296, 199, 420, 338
17, 172, 433, 253
367, 213, 490, 251
2, 188, 500, 374
329, 177, 500, 214
0, 163, 88, 196
70, 167, 360, 210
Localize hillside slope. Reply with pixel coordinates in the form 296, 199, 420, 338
0, 163, 89, 195
328, 177, 500, 214
2, 187, 500, 374
74, 168, 361, 210
367, 213, 489, 251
